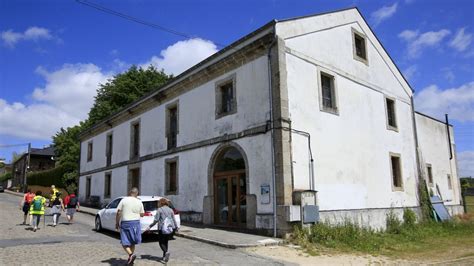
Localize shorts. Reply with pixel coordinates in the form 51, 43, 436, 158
120, 220, 142, 246
66, 208, 76, 217
22, 203, 30, 215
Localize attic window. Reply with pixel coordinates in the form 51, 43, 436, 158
352, 29, 368, 63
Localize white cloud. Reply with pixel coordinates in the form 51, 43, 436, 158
458, 151, 474, 178
414, 81, 474, 122
0, 64, 110, 140
449, 27, 473, 52
399, 29, 451, 58
371, 3, 398, 27
141, 38, 218, 75
1, 26, 53, 48
403, 65, 417, 81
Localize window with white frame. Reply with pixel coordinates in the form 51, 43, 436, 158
319, 71, 338, 114
215, 74, 237, 119
385, 97, 398, 130
352, 28, 368, 63
390, 153, 403, 190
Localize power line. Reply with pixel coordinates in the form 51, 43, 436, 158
0, 143, 30, 148
75, 0, 228, 48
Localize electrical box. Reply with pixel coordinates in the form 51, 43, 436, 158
284, 205, 301, 222
303, 205, 319, 223
293, 190, 319, 225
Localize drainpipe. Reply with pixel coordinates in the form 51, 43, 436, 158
445, 114, 453, 160
410, 96, 424, 199
267, 29, 277, 238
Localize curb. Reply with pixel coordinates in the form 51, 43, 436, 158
174, 231, 282, 249
5, 189, 23, 197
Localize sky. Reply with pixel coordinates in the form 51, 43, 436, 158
0, 0, 473, 176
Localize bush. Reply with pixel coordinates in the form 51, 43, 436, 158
0, 172, 12, 182
27, 162, 76, 189
403, 208, 417, 227
386, 210, 402, 234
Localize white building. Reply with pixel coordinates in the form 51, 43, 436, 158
78, 8, 463, 235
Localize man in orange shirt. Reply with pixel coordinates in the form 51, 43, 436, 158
20, 189, 35, 225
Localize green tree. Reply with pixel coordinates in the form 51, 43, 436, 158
87, 65, 171, 126
53, 65, 171, 192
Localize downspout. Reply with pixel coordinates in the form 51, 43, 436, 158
267, 26, 277, 238
445, 114, 453, 160
410, 97, 423, 191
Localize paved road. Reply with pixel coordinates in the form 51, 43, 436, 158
0, 192, 289, 265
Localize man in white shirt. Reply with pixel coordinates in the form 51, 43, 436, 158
116, 187, 144, 265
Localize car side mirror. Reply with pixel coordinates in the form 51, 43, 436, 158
102, 203, 109, 209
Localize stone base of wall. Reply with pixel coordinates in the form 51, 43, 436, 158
318, 207, 422, 230
180, 211, 203, 223
446, 204, 464, 216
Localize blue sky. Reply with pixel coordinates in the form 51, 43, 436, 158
0, 0, 473, 176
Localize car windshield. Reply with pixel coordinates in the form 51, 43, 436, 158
142, 200, 175, 212
143, 201, 158, 212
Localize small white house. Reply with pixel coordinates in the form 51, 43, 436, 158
78, 8, 463, 235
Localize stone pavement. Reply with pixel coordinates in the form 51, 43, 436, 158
77, 203, 282, 249
0, 192, 287, 265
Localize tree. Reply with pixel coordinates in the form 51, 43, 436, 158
87, 65, 172, 126
53, 65, 171, 192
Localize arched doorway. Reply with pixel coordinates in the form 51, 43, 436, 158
212, 145, 247, 227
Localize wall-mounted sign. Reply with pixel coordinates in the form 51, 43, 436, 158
261, 184, 270, 204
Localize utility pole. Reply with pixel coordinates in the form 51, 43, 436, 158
23, 143, 31, 193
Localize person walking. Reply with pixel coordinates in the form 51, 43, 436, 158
49, 185, 59, 207
115, 187, 144, 265
50, 192, 64, 227
29, 191, 46, 232
20, 189, 35, 225
63, 192, 80, 224
145, 198, 178, 262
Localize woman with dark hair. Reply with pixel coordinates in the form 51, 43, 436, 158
50, 192, 64, 227
145, 198, 178, 262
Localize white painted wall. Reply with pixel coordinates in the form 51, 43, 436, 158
79, 55, 274, 215
416, 114, 461, 206
282, 16, 418, 211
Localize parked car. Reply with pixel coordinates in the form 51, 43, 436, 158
0, 185, 4, 192
94, 196, 180, 234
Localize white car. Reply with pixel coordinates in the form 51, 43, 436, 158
95, 196, 181, 234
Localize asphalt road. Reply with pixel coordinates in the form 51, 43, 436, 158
0, 192, 288, 265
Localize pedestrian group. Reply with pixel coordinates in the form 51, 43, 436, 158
20, 186, 178, 265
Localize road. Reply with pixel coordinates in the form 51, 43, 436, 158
0, 192, 288, 265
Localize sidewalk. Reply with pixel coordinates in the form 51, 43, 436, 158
78, 204, 282, 248
5, 190, 282, 248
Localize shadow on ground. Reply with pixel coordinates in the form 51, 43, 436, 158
100, 258, 128, 265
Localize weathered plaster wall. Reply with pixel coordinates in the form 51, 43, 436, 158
416, 113, 461, 206
282, 18, 418, 212
79, 55, 274, 219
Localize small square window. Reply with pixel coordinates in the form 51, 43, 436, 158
385, 97, 398, 130
352, 29, 368, 64
87, 141, 93, 162
215, 74, 237, 119
390, 154, 403, 190
318, 71, 338, 114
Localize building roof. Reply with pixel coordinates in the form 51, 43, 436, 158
30, 146, 55, 157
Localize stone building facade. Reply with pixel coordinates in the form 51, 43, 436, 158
78, 8, 463, 235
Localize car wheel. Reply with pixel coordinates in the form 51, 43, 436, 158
95, 216, 102, 232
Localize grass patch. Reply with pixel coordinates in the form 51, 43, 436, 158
291, 212, 474, 260
465, 196, 474, 214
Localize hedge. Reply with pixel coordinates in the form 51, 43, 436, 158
0, 172, 12, 182
27, 162, 75, 188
